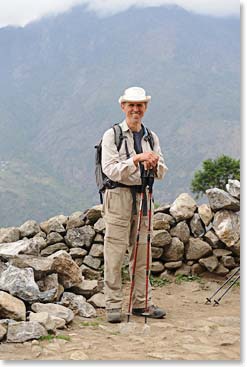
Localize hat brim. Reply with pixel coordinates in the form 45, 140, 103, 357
119, 96, 151, 104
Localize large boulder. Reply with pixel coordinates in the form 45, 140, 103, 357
49, 250, 83, 288
170, 221, 190, 243
170, 193, 197, 221
151, 230, 172, 247
198, 204, 213, 226
0, 265, 57, 303
206, 188, 240, 212
19, 220, 40, 238
7, 321, 48, 343
31, 303, 74, 323
0, 291, 26, 321
0, 227, 20, 243
185, 238, 212, 260
0, 237, 46, 260
162, 237, 184, 261
226, 179, 240, 199
213, 210, 240, 247
65, 226, 95, 248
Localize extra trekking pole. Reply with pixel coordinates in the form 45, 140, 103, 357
143, 170, 154, 324
213, 274, 240, 306
205, 267, 240, 304
127, 172, 148, 322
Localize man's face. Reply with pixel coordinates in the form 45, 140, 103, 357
121, 102, 147, 124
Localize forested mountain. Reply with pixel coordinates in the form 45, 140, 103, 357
0, 5, 240, 226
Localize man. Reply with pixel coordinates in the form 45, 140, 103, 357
101, 86, 168, 323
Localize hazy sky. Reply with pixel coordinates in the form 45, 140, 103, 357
0, 0, 240, 28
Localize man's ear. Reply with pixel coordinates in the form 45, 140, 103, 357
120, 102, 126, 111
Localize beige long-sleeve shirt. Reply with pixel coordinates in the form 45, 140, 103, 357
102, 120, 168, 186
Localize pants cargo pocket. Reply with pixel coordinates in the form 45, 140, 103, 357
105, 216, 130, 245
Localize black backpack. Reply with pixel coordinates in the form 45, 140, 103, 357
95, 123, 154, 202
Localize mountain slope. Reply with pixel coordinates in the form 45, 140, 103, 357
0, 5, 240, 226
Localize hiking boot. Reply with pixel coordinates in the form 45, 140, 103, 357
106, 308, 122, 323
132, 305, 166, 319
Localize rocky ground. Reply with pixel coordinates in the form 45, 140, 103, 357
0, 275, 240, 361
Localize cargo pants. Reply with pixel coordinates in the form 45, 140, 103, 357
102, 187, 152, 310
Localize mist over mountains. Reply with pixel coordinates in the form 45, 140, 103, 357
0, 5, 240, 227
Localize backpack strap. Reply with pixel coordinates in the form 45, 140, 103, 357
144, 127, 154, 150
112, 124, 130, 158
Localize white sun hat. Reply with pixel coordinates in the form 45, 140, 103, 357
118, 87, 151, 104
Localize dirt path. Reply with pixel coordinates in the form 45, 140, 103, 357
0, 277, 240, 361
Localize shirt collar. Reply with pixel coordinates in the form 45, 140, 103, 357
120, 120, 147, 136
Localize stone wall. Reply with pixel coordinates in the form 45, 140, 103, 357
0, 179, 240, 342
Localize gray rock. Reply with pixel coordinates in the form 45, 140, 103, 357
37, 273, 63, 302
162, 237, 184, 261
49, 250, 83, 289
67, 211, 85, 229
213, 249, 233, 258
0, 291, 26, 321
153, 213, 174, 230
60, 292, 96, 318
151, 261, 165, 274
19, 220, 40, 238
198, 204, 213, 226
151, 246, 163, 259
213, 210, 240, 247
40, 216, 66, 235
94, 233, 104, 243
214, 264, 230, 276
40, 242, 69, 256
69, 247, 88, 258
170, 221, 190, 243
29, 312, 57, 332
199, 256, 219, 272
94, 218, 106, 233
83, 255, 101, 270
190, 213, 205, 237
185, 238, 212, 260
0, 237, 44, 259
154, 204, 171, 214
151, 230, 172, 247
226, 179, 240, 199
88, 293, 105, 308
9, 255, 54, 279
0, 227, 20, 243
86, 205, 102, 225
191, 263, 205, 275
31, 302, 74, 323
206, 188, 240, 212
203, 230, 221, 248
170, 193, 197, 221
175, 264, 191, 276
65, 226, 95, 248
89, 244, 104, 258
7, 321, 48, 343
221, 255, 236, 269
164, 261, 183, 270
0, 265, 56, 303
69, 279, 99, 298
46, 232, 64, 245
80, 264, 102, 280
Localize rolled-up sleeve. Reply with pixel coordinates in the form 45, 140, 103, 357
102, 128, 140, 183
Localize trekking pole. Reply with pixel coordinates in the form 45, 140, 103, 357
213, 274, 240, 306
205, 267, 240, 304
127, 172, 148, 322
143, 170, 154, 324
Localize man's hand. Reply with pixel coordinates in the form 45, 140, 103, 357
133, 152, 159, 169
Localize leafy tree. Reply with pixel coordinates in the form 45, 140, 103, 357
191, 155, 240, 198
